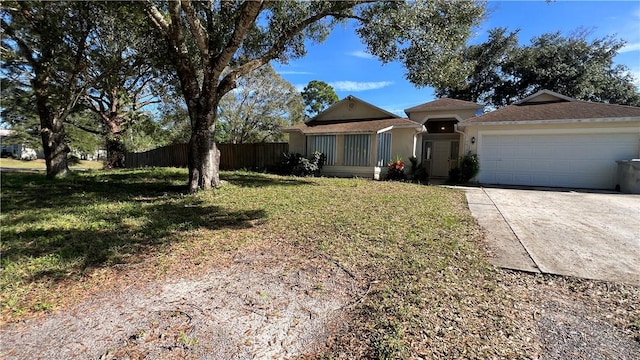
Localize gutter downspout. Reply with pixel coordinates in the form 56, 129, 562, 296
454, 123, 467, 154
413, 125, 426, 158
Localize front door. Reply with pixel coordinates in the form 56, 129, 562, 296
432, 141, 451, 177
423, 139, 460, 178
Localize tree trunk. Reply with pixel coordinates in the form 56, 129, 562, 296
40, 117, 70, 178
34, 72, 70, 178
104, 133, 126, 169
188, 113, 221, 192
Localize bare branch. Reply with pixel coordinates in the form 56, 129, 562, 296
134, 98, 161, 110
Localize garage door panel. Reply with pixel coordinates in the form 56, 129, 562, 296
479, 133, 638, 189
497, 159, 516, 171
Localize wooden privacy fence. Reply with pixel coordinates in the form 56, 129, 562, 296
125, 143, 188, 168
125, 142, 289, 170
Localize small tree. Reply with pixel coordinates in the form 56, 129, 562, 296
217, 64, 304, 144
301, 80, 339, 117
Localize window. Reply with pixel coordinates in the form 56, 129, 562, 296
376, 132, 391, 166
450, 141, 460, 169
307, 135, 336, 165
344, 134, 371, 166
423, 141, 433, 161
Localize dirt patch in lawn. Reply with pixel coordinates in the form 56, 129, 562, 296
499, 271, 640, 360
2, 248, 639, 359
1, 247, 360, 359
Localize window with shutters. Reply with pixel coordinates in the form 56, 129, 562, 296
376, 132, 392, 166
307, 135, 336, 165
344, 134, 371, 166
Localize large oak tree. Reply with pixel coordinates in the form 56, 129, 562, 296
436, 29, 640, 107
78, 4, 171, 169
2, 1, 98, 177
141, 0, 485, 192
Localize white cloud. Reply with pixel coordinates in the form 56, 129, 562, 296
294, 83, 306, 92
329, 81, 394, 92
619, 42, 640, 53
348, 50, 375, 59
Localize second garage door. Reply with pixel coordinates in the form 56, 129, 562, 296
478, 132, 638, 189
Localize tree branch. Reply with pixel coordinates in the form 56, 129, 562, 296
181, 0, 208, 62
141, 1, 171, 33
1, 19, 36, 65
211, 0, 264, 75
217, 3, 367, 97
65, 119, 104, 135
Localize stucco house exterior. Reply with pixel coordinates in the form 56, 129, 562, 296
285, 95, 424, 179
285, 90, 640, 190
406, 98, 483, 179
461, 90, 640, 190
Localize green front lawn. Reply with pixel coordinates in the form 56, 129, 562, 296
0, 158, 104, 170
0, 169, 534, 357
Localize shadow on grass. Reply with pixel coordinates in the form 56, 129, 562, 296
222, 171, 315, 188
1, 169, 266, 283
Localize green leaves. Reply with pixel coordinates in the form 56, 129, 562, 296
217, 64, 304, 144
301, 80, 339, 117
437, 28, 640, 107
356, 0, 485, 89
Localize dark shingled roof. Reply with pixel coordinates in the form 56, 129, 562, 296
285, 118, 421, 134
404, 98, 483, 113
463, 101, 640, 124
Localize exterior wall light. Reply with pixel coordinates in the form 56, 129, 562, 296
471, 136, 476, 144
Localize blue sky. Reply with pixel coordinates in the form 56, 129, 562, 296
272, 1, 640, 116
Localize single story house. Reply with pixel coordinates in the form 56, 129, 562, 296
285, 95, 424, 179
284, 90, 640, 190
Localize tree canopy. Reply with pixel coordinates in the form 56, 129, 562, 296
1, 1, 100, 176
3, 0, 486, 187
301, 80, 338, 117
217, 64, 303, 144
436, 28, 640, 107
140, 0, 485, 191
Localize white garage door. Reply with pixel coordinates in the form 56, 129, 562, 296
478, 133, 638, 189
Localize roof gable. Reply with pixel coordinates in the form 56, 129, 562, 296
516, 90, 575, 104
404, 98, 483, 114
311, 95, 398, 123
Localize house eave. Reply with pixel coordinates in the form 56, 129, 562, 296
282, 128, 304, 133
459, 116, 640, 128
377, 124, 425, 133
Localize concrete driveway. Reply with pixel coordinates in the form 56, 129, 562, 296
464, 187, 640, 286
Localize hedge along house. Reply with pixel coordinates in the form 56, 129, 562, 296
404, 98, 484, 180
460, 90, 640, 190
284, 95, 424, 179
